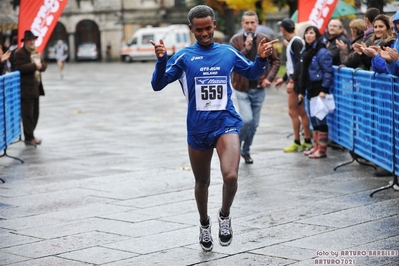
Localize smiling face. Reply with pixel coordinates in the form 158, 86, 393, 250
373, 19, 388, 38
189, 16, 216, 46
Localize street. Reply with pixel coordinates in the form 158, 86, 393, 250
0, 61, 398, 266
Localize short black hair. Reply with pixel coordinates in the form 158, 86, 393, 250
365, 7, 380, 23
187, 5, 215, 25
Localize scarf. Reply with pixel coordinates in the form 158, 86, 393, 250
295, 39, 326, 92
25, 46, 41, 83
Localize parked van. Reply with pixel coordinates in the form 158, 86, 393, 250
120, 24, 192, 62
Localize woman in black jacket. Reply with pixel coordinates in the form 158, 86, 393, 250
294, 26, 334, 159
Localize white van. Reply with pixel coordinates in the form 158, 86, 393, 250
120, 24, 192, 62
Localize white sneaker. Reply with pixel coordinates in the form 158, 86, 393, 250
218, 210, 233, 246
199, 217, 213, 251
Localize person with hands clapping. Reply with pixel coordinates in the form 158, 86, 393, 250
0, 46, 11, 75
150, 5, 277, 252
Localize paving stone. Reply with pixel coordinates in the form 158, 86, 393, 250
0, 62, 398, 265
58, 246, 136, 264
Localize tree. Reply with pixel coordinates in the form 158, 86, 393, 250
271, 0, 297, 17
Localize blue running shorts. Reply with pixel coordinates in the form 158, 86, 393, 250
187, 127, 240, 150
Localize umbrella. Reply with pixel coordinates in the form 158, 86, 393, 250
237, 25, 276, 38
290, 0, 357, 23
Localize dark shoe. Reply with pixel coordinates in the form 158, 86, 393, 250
24, 138, 42, 146
374, 167, 392, 177
241, 153, 253, 164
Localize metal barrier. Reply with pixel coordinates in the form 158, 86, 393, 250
0, 71, 23, 167
328, 66, 398, 196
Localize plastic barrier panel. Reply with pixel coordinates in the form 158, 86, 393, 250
0, 76, 5, 151
353, 70, 394, 171
393, 76, 399, 176
328, 67, 354, 150
3, 72, 21, 146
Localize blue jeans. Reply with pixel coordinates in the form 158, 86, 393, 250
235, 88, 266, 155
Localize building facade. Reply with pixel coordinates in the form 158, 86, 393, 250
1, 0, 190, 61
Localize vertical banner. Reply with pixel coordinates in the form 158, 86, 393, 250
298, 0, 338, 34
18, 0, 69, 54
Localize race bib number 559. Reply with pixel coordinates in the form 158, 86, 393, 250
195, 76, 228, 111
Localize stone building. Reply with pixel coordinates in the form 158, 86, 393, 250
1, 0, 190, 61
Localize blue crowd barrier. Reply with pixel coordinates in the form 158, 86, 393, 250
0, 75, 5, 152
0, 71, 22, 164
3, 72, 22, 145
328, 66, 397, 177
393, 78, 399, 175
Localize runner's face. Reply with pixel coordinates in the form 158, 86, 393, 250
190, 16, 215, 46
373, 20, 388, 39
304, 28, 316, 44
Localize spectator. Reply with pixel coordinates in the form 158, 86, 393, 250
0, 44, 11, 75
8, 36, 18, 71
381, 10, 399, 76
275, 18, 312, 152
352, 7, 381, 69
229, 10, 280, 163
336, 19, 368, 69
361, 14, 396, 74
106, 42, 112, 61
294, 25, 334, 159
325, 19, 350, 66
14, 30, 47, 146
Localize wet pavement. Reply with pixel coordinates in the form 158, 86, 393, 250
1, 61, 399, 266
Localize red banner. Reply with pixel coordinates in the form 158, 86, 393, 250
18, 0, 68, 54
298, 0, 338, 34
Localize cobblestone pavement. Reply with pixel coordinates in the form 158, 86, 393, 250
1, 61, 399, 266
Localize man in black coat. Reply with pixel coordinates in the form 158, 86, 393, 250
14, 30, 47, 145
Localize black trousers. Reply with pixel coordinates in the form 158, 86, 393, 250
21, 97, 39, 141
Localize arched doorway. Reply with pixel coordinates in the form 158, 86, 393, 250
75, 20, 101, 61
44, 22, 68, 61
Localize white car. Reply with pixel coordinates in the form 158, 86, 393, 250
76, 42, 99, 61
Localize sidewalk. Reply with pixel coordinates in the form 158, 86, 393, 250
1, 62, 398, 266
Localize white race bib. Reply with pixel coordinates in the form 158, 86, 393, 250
195, 76, 228, 111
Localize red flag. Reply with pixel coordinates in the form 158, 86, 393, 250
18, 0, 69, 54
298, 0, 339, 34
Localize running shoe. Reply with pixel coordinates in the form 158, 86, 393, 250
283, 142, 303, 152
199, 217, 213, 251
218, 210, 233, 246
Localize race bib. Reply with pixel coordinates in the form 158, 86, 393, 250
195, 76, 228, 111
